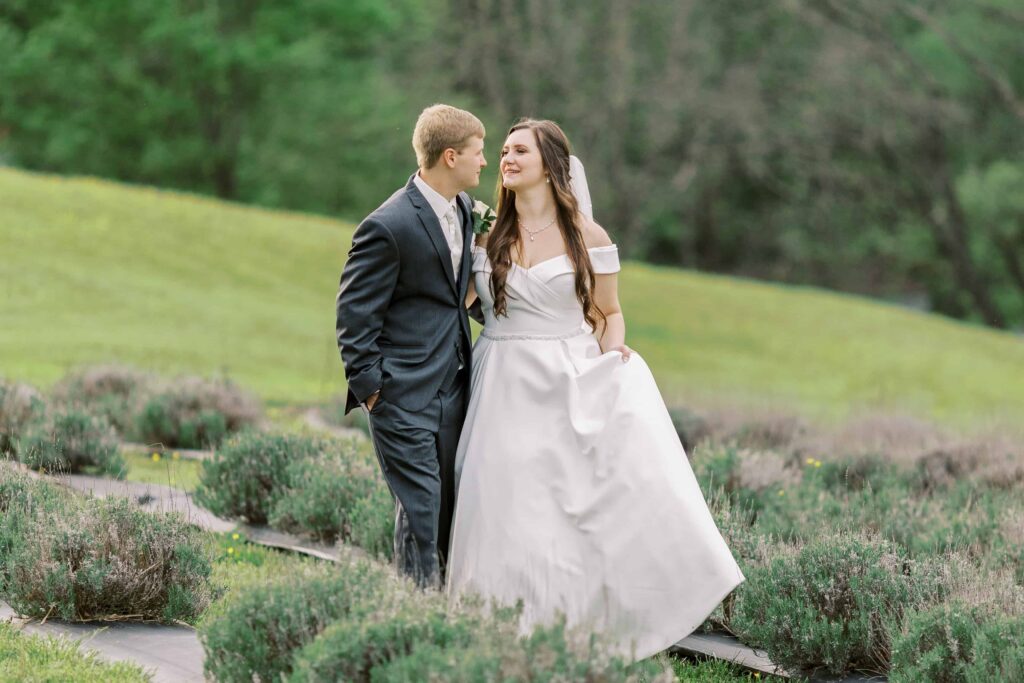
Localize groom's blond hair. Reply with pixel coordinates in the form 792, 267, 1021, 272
413, 104, 485, 170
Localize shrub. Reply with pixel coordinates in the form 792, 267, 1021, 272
0, 381, 45, 455
199, 551, 395, 683
16, 407, 125, 477
288, 583, 484, 682
362, 614, 673, 683
700, 485, 773, 632
890, 602, 981, 682
0, 463, 72, 573
51, 365, 152, 435
269, 442, 387, 543
348, 482, 395, 561
890, 603, 1024, 682
733, 531, 949, 676
0, 461, 48, 513
1, 484, 212, 622
964, 615, 1024, 681
690, 443, 741, 495
194, 431, 325, 524
133, 376, 260, 449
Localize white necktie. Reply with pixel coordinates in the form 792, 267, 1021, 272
443, 205, 461, 279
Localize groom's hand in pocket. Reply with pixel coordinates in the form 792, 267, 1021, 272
365, 391, 381, 411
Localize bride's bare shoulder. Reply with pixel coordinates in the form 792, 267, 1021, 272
580, 215, 613, 248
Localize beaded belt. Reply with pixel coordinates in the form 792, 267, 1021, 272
480, 328, 590, 342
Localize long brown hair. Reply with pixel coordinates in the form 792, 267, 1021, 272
486, 119, 605, 332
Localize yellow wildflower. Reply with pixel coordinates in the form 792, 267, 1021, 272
152, 453, 161, 462
227, 547, 234, 555
232, 533, 240, 540
172, 452, 181, 461
778, 489, 785, 496
814, 460, 822, 468
805, 457, 815, 465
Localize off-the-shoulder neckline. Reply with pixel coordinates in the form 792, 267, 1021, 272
472, 245, 617, 271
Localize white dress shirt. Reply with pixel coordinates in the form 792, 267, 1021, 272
413, 173, 463, 281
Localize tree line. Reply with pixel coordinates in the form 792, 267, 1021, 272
1, 0, 1021, 329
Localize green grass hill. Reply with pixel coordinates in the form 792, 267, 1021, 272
2, 167, 1022, 428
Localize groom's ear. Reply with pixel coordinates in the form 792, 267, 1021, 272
442, 147, 458, 169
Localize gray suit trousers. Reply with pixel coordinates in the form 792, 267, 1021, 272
364, 370, 468, 588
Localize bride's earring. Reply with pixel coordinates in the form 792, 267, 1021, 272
545, 176, 550, 183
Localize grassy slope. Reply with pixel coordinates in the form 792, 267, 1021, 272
2, 167, 1022, 427
0, 622, 150, 683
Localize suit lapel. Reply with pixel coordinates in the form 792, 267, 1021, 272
407, 175, 458, 298
457, 194, 474, 297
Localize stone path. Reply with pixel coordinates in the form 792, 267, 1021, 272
58, 473, 236, 533
1, 600, 206, 683
4, 470, 885, 682
669, 633, 885, 681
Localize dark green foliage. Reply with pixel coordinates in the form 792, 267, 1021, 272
136, 398, 227, 450
890, 603, 1024, 682
269, 443, 389, 545
691, 444, 741, 495
17, 407, 125, 477
194, 431, 323, 524
0, 381, 44, 455
0, 467, 212, 622
0, 0, 433, 218
199, 558, 394, 683
733, 532, 948, 676
965, 615, 1024, 682
360, 615, 670, 683
197, 432, 395, 558
288, 593, 484, 682
133, 377, 260, 449
348, 483, 396, 561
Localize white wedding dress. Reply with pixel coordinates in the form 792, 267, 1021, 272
445, 244, 745, 661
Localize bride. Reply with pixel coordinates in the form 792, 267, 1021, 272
444, 118, 745, 661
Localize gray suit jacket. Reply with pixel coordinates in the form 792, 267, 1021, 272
336, 173, 477, 414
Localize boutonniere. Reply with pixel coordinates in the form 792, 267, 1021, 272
471, 200, 497, 235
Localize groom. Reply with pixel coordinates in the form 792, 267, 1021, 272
336, 104, 486, 589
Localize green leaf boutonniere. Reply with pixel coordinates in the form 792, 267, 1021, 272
472, 200, 497, 235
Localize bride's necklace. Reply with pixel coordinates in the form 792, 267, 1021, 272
518, 215, 557, 241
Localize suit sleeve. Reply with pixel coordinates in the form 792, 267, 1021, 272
336, 217, 399, 403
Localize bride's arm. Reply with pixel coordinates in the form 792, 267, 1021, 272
465, 231, 487, 312
585, 217, 631, 359
594, 273, 629, 358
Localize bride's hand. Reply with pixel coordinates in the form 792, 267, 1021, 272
608, 344, 632, 362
